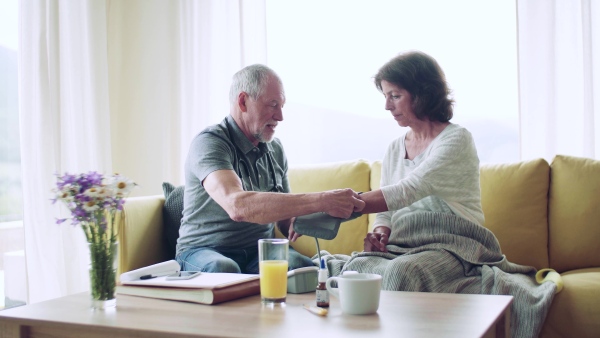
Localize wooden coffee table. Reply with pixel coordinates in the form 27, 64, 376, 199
0, 290, 511, 338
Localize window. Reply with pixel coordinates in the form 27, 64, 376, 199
0, 0, 24, 309
266, 0, 519, 166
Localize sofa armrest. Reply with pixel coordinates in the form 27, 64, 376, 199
117, 195, 170, 274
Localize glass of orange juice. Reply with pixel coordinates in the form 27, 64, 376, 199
258, 238, 289, 305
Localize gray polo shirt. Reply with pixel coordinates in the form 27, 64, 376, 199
176, 115, 290, 255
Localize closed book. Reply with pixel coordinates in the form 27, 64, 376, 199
119, 260, 181, 282
117, 272, 260, 305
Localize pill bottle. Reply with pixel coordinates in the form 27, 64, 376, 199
316, 258, 329, 308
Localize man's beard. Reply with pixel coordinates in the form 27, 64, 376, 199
254, 128, 275, 143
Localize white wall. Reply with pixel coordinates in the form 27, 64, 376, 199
107, 1, 182, 197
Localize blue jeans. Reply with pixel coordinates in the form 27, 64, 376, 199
176, 246, 315, 274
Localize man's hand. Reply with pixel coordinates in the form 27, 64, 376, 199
288, 219, 301, 242
277, 217, 301, 242
363, 226, 390, 252
323, 189, 366, 219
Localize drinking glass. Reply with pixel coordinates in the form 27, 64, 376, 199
258, 238, 289, 305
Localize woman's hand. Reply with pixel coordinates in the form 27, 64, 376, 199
363, 226, 390, 252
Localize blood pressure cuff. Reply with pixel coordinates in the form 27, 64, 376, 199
293, 212, 362, 240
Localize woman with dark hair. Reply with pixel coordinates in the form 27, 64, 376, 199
359, 50, 484, 251
340, 51, 557, 338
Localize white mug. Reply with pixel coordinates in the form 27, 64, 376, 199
326, 273, 382, 315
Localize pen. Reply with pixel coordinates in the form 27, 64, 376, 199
139, 271, 177, 280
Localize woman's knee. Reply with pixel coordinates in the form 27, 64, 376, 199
390, 251, 461, 291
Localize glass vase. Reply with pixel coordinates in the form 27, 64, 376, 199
88, 240, 119, 310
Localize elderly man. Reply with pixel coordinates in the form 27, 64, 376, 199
176, 64, 364, 273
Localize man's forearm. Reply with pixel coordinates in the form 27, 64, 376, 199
225, 188, 362, 225
226, 191, 326, 224
204, 170, 363, 224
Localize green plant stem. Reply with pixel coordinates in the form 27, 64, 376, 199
86, 209, 118, 301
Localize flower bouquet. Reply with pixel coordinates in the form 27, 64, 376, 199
52, 171, 135, 309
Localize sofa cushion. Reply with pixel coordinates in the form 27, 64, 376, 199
539, 268, 600, 337
162, 182, 184, 259
480, 159, 550, 269
549, 155, 600, 272
287, 160, 371, 256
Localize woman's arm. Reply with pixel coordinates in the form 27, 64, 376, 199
358, 190, 388, 214
378, 127, 480, 212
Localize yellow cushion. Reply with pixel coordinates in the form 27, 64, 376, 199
539, 268, 600, 338
287, 160, 371, 256
118, 195, 170, 274
368, 161, 382, 231
549, 155, 600, 272
480, 159, 550, 269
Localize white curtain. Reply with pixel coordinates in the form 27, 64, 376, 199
19, 0, 113, 303
518, 0, 600, 161
178, 0, 267, 175
20, 0, 266, 304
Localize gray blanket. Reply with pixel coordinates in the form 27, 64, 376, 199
314, 212, 557, 338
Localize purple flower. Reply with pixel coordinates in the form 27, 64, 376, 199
86, 171, 103, 186
52, 171, 135, 232
73, 208, 88, 218
77, 194, 91, 203
57, 173, 77, 190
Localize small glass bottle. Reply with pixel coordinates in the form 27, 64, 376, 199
316, 258, 329, 308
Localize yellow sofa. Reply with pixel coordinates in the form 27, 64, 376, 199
118, 154, 600, 338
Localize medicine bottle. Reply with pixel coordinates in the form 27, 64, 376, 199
316, 258, 329, 308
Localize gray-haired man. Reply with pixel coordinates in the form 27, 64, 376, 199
176, 64, 364, 273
